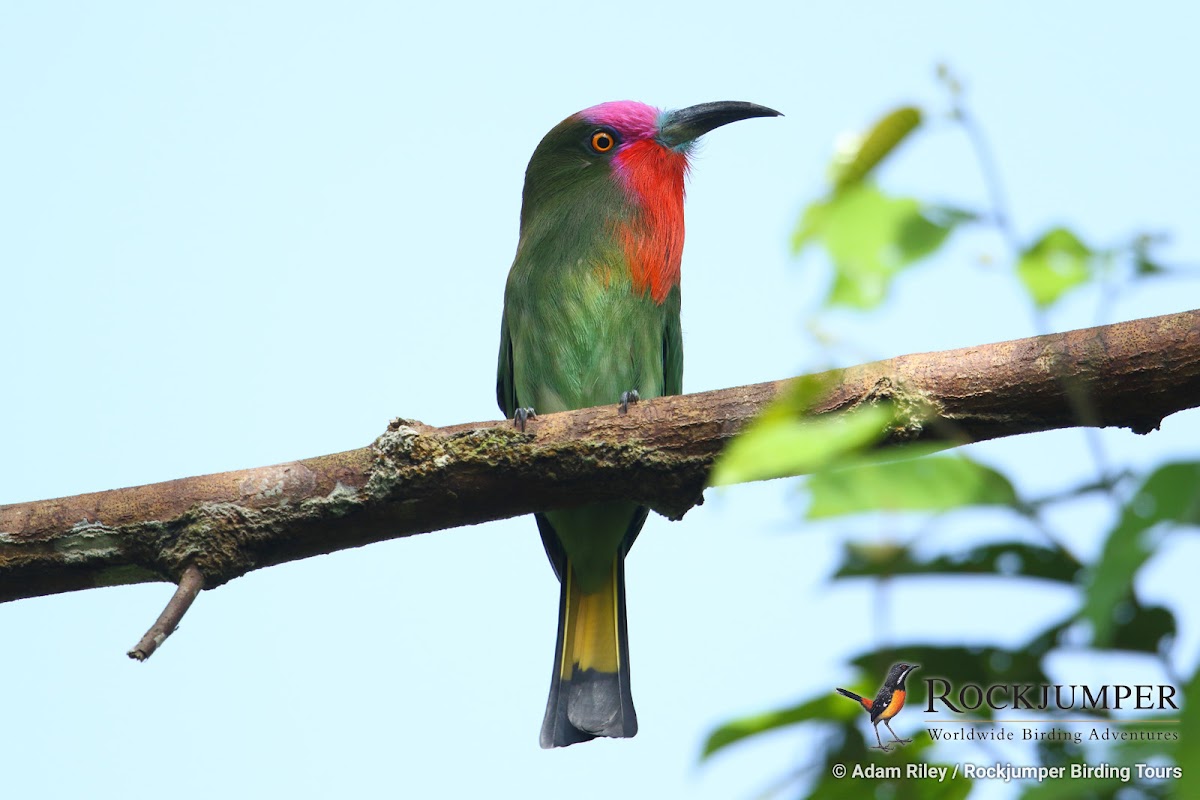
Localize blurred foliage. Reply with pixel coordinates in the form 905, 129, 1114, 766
830, 105, 922, 191
794, 185, 975, 308
806, 454, 1018, 519
707, 401, 894, 486
1017, 227, 1094, 308
709, 372, 896, 485
706, 67, 1197, 799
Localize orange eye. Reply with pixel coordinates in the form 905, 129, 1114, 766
590, 130, 616, 153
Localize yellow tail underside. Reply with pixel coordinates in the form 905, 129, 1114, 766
560, 560, 620, 677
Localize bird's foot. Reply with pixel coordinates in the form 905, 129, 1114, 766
872, 743, 893, 752
618, 390, 640, 415
889, 737, 913, 745
513, 407, 536, 432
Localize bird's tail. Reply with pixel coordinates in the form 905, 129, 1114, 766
836, 687, 873, 712
540, 556, 637, 748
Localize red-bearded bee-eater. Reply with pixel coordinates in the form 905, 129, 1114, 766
496, 100, 780, 748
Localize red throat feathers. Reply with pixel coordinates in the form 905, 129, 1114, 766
613, 139, 689, 304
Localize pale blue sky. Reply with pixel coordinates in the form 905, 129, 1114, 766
2, 4, 1197, 799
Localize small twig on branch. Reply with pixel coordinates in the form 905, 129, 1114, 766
127, 565, 205, 661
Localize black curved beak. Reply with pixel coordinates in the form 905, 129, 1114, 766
659, 101, 782, 148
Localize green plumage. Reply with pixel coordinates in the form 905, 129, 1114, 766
496, 113, 682, 748
496, 116, 683, 422
497, 99, 777, 748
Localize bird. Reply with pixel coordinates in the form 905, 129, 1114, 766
836, 663, 920, 751
496, 100, 780, 747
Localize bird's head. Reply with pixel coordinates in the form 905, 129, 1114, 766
518, 100, 780, 230
514, 100, 778, 303
888, 663, 920, 688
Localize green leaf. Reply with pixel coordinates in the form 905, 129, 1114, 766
834, 541, 1082, 584
901, 204, 978, 260
1177, 663, 1200, 799
793, 185, 966, 309
708, 403, 893, 486
792, 196, 829, 252
895, 208, 954, 262
1016, 227, 1093, 307
1018, 728, 1179, 798
700, 694, 843, 759
830, 105, 923, 191
1134, 256, 1167, 276
1132, 231, 1170, 277
1108, 603, 1176, 654
807, 454, 1019, 519
1083, 462, 1200, 647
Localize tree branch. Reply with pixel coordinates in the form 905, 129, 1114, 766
1, 309, 1197, 611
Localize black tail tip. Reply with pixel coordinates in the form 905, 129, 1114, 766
539, 716, 639, 749
541, 668, 637, 748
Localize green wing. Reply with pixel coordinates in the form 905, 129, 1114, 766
662, 288, 683, 396
496, 309, 517, 418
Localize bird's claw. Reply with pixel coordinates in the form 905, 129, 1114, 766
513, 407, 536, 432
618, 390, 640, 415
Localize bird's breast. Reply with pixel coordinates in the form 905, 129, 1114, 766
506, 267, 670, 414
